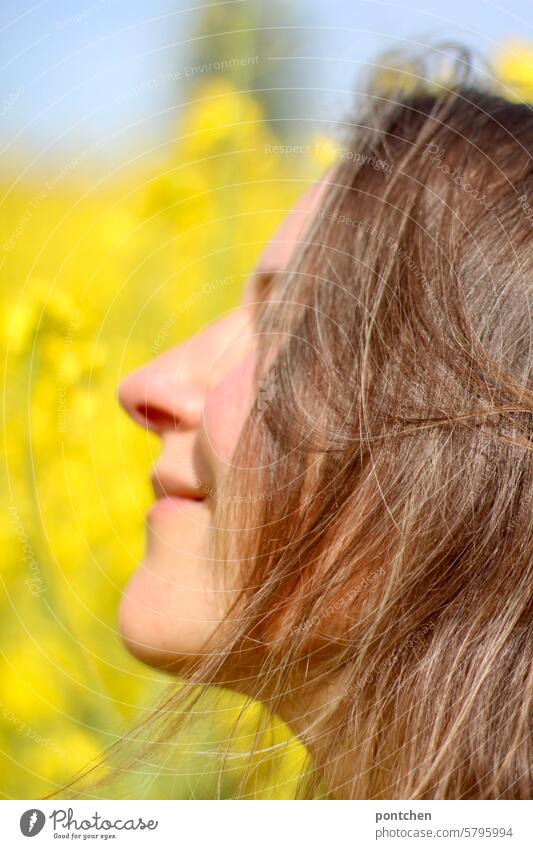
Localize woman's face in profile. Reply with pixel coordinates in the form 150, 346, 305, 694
117, 179, 328, 672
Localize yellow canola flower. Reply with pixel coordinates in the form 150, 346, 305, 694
494, 40, 533, 102
180, 78, 264, 155
25, 276, 81, 328
145, 166, 212, 228
99, 207, 138, 248
2, 298, 39, 355
28, 725, 105, 792
0, 643, 69, 724
40, 337, 108, 383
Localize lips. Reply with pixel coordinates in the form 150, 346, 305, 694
150, 467, 207, 503
147, 469, 208, 524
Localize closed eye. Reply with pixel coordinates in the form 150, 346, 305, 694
250, 269, 278, 304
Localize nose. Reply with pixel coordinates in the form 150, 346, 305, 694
118, 348, 204, 434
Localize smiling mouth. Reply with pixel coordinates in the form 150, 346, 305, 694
148, 470, 208, 520
147, 493, 208, 524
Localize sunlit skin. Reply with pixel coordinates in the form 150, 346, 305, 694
118, 177, 331, 676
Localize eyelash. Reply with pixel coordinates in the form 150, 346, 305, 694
254, 270, 277, 301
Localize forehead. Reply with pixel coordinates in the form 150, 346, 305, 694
255, 176, 332, 273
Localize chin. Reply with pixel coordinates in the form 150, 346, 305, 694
118, 577, 186, 673
117, 548, 227, 674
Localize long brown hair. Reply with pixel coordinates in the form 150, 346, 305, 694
64, 47, 533, 799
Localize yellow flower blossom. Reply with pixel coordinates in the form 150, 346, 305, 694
494, 40, 533, 102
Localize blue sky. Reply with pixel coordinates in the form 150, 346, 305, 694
1, 0, 532, 171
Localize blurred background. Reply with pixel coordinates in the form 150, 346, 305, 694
1, 0, 533, 799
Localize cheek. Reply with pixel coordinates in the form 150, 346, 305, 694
202, 353, 258, 471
